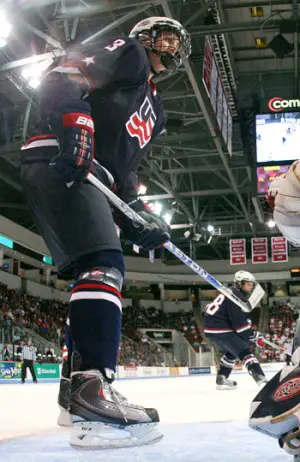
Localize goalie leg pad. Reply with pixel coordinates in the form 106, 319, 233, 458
249, 354, 300, 455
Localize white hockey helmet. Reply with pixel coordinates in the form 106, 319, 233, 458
129, 16, 191, 74
234, 270, 256, 290
266, 172, 286, 209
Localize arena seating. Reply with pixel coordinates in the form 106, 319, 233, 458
0, 282, 171, 366
258, 300, 298, 363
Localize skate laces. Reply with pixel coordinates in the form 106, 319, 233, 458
110, 385, 145, 410
109, 385, 129, 423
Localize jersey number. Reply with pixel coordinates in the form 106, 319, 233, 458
206, 294, 225, 315
126, 97, 157, 149
105, 39, 126, 52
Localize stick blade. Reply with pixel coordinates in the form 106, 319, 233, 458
248, 284, 265, 310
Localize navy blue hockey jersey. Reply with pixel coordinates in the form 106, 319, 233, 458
203, 289, 253, 338
28, 36, 166, 201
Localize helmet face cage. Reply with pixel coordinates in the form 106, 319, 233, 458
132, 21, 191, 74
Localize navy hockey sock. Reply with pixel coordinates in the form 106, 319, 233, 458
70, 278, 122, 373
219, 353, 236, 378
240, 351, 264, 376
70, 250, 125, 374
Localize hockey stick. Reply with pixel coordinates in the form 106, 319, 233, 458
263, 338, 286, 351
87, 173, 264, 313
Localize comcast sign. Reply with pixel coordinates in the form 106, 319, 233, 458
268, 97, 300, 112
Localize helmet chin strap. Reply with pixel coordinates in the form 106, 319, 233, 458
150, 65, 161, 76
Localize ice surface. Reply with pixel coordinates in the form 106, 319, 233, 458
0, 373, 291, 461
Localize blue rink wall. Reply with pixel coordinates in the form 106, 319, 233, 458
0, 362, 284, 384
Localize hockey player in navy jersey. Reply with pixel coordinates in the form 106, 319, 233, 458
204, 270, 267, 389
20, 17, 191, 449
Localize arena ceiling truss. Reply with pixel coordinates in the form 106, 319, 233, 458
0, 0, 299, 260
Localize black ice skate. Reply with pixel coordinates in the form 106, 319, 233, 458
216, 373, 237, 390
69, 354, 163, 449
249, 347, 300, 457
57, 359, 72, 427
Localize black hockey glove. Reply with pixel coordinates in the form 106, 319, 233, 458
48, 100, 94, 184
118, 199, 171, 251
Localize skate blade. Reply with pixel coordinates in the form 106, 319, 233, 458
57, 407, 72, 427
70, 420, 163, 450
216, 384, 237, 391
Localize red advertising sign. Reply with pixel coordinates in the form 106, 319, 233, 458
230, 239, 246, 265
202, 36, 213, 96
271, 237, 288, 263
251, 238, 268, 264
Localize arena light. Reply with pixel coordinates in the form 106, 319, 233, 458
267, 219, 276, 228
0, 11, 12, 38
207, 224, 214, 233
21, 59, 53, 89
250, 7, 264, 18
163, 212, 172, 225
0, 10, 12, 47
152, 202, 163, 216
255, 37, 267, 49
137, 184, 147, 195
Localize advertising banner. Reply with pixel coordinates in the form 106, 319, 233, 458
34, 363, 60, 379
0, 361, 22, 379
202, 36, 213, 96
271, 237, 288, 263
188, 367, 211, 375
142, 367, 153, 377
210, 58, 218, 113
227, 110, 233, 158
266, 97, 300, 113
230, 239, 246, 265
123, 366, 138, 378
169, 367, 180, 376
222, 97, 228, 144
251, 237, 268, 264
216, 78, 223, 130
0, 362, 59, 380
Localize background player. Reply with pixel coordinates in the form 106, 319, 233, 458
20, 16, 191, 449
204, 270, 267, 389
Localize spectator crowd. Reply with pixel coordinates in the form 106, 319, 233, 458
0, 282, 196, 366
1, 281, 299, 366
258, 300, 298, 363
122, 303, 207, 352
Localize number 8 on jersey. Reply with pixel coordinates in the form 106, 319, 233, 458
205, 294, 225, 315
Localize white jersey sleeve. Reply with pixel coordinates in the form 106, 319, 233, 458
274, 160, 300, 246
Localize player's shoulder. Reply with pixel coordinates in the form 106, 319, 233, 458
86, 35, 149, 82
93, 35, 148, 62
